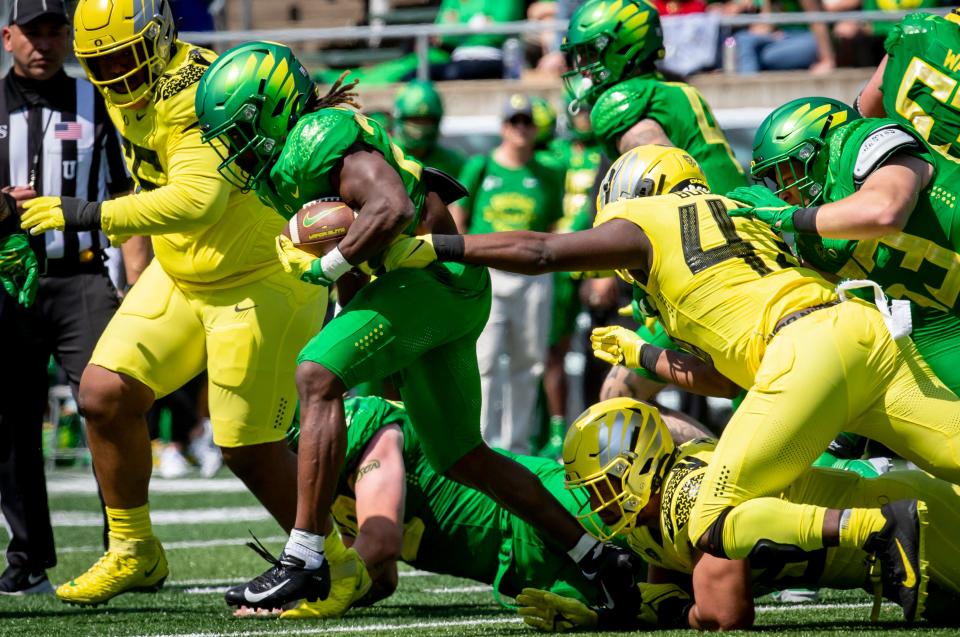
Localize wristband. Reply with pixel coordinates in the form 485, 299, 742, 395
791, 207, 820, 235
319, 247, 352, 283
432, 234, 465, 262
639, 344, 664, 375
567, 533, 599, 563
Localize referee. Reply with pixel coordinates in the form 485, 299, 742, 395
0, 0, 130, 594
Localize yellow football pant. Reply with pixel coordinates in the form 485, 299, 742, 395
91, 260, 326, 447
689, 300, 960, 558
784, 467, 960, 594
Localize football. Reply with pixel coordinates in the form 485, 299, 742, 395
282, 198, 357, 257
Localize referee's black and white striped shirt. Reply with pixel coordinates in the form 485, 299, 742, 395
0, 69, 130, 270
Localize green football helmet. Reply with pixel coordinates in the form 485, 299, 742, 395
561, 0, 663, 107
751, 97, 860, 206
531, 96, 557, 148
392, 80, 443, 152
195, 41, 314, 190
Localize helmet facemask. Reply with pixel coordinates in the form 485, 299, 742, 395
77, 16, 174, 108
201, 102, 279, 192
751, 117, 833, 207
569, 454, 647, 540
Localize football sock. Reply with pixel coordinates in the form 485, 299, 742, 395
718, 499, 826, 560
105, 504, 153, 541
285, 528, 325, 569
838, 508, 886, 550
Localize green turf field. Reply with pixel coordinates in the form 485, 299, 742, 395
0, 467, 955, 637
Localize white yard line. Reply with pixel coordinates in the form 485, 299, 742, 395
51, 506, 270, 527
137, 616, 523, 637
46, 475, 247, 495
423, 585, 491, 594
59, 536, 289, 554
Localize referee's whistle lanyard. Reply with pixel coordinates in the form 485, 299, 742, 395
27, 108, 55, 192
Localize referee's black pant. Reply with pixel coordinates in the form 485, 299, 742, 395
0, 269, 118, 571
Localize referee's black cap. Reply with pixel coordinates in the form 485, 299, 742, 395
9, 0, 68, 26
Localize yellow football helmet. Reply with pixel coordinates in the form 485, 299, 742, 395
563, 397, 675, 540
596, 144, 709, 213
73, 0, 177, 108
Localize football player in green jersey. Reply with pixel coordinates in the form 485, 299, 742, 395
561, 0, 745, 193
392, 80, 465, 178
857, 9, 960, 165
196, 41, 643, 612
517, 398, 960, 631
280, 395, 603, 618
730, 97, 960, 395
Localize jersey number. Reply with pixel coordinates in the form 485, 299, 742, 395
679, 198, 789, 276
895, 57, 960, 163
675, 85, 744, 176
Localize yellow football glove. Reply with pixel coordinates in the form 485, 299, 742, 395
636, 583, 693, 628
20, 196, 65, 234
569, 270, 617, 280
275, 235, 333, 286
517, 588, 598, 632
382, 234, 438, 272
20, 196, 103, 235
590, 325, 648, 368
280, 530, 372, 619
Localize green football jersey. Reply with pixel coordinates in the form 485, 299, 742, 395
257, 107, 426, 234
559, 140, 604, 233
421, 144, 466, 180
881, 11, 960, 165
319, 396, 597, 602
590, 75, 746, 194
458, 153, 564, 234
796, 118, 960, 313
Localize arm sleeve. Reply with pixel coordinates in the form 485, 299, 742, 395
456, 154, 487, 217
99, 119, 230, 236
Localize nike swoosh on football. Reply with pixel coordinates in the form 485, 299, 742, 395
243, 579, 289, 603
234, 303, 257, 312
895, 538, 917, 588
303, 206, 345, 228
144, 559, 161, 578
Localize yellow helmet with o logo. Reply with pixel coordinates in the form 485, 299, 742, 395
596, 144, 709, 213
563, 397, 675, 540
73, 0, 177, 108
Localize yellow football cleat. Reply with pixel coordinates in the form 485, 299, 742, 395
280, 530, 371, 619
56, 533, 168, 606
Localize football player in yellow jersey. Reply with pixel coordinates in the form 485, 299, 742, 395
16, 0, 326, 605
516, 398, 960, 631
387, 144, 960, 621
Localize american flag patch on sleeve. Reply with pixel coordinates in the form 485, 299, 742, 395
54, 122, 83, 140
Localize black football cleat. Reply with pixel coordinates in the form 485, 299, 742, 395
577, 540, 644, 619
225, 535, 331, 610
864, 499, 929, 622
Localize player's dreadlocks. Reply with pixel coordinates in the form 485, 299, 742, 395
306, 71, 361, 113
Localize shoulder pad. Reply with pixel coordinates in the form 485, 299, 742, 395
660, 452, 708, 545
853, 124, 919, 184
592, 78, 656, 152
155, 47, 214, 103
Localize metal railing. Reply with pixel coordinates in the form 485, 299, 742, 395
179, 7, 955, 80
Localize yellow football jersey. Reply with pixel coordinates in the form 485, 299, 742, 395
628, 440, 872, 591
595, 193, 837, 388
98, 41, 284, 289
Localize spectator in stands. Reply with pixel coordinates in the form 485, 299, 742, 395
392, 81, 465, 177
0, 0, 132, 595
824, 0, 931, 68
732, 0, 835, 74
433, 0, 525, 79
451, 95, 564, 454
